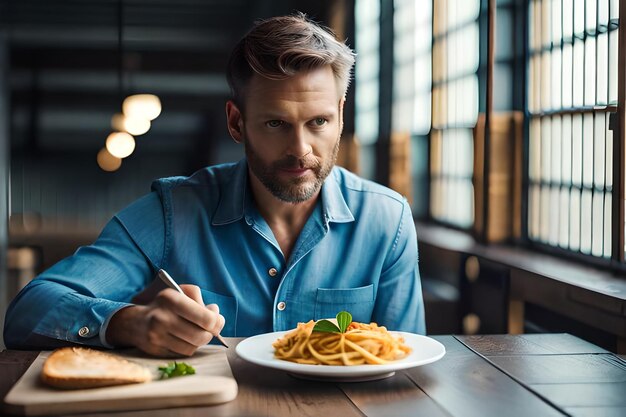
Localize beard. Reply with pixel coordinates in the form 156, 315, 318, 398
244, 132, 340, 204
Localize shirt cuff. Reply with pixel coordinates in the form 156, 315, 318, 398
33, 292, 132, 348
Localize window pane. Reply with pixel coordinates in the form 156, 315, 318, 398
530, 184, 541, 239
447, 24, 479, 79
415, 55, 432, 91
551, 116, 562, 183
540, 185, 551, 241
392, 4, 417, 141
599, 0, 610, 27
542, 0, 552, 47
529, 55, 539, 112
562, 114, 572, 183
574, 0, 585, 35
608, 29, 618, 104
552, 0, 562, 44
594, 113, 606, 188
430, 0, 479, 229
551, 49, 562, 109
584, 37, 596, 106
580, 188, 593, 254
591, 190, 605, 256
570, 189, 581, 250
605, 116, 613, 188
582, 113, 594, 187
572, 114, 583, 186
355, 0, 381, 155
586, 0, 597, 33
541, 51, 552, 111
610, 0, 619, 20
563, 0, 574, 39
596, 32, 608, 105
448, 0, 480, 28
530, 118, 541, 181
604, 193, 612, 258
356, 108, 379, 146
573, 39, 584, 106
549, 185, 560, 245
531, 0, 541, 50
413, 94, 432, 135
541, 117, 552, 183
559, 187, 571, 247
562, 43, 573, 108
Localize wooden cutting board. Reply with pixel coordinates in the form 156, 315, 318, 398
3, 345, 238, 416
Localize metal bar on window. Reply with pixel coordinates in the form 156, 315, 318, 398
612, 0, 625, 262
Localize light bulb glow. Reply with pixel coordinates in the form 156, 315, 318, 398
111, 113, 151, 136
97, 147, 122, 171
124, 116, 151, 135
106, 132, 135, 158
123, 94, 162, 121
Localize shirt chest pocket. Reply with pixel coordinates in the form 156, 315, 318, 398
200, 289, 238, 336
314, 284, 375, 323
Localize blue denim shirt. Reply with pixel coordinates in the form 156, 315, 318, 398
4, 159, 425, 349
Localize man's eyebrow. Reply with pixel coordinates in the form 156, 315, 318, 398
312, 113, 336, 119
255, 112, 336, 120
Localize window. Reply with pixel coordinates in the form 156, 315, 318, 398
392, 0, 432, 217
354, 0, 381, 181
527, 0, 619, 258
430, 0, 480, 228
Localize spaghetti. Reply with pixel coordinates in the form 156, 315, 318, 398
273, 320, 412, 365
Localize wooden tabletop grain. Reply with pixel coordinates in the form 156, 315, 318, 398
2, 334, 625, 417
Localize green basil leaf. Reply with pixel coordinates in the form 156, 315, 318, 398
312, 319, 341, 333
336, 311, 352, 333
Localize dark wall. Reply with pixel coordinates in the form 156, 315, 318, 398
1, 30, 9, 349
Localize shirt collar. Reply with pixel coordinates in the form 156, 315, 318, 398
321, 169, 355, 224
211, 159, 248, 225
212, 159, 355, 226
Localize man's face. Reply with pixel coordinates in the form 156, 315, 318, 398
232, 66, 343, 203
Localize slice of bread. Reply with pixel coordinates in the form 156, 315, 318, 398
41, 347, 153, 389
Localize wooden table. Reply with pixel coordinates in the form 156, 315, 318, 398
2, 334, 625, 417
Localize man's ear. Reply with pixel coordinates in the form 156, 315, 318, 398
225, 100, 244, 143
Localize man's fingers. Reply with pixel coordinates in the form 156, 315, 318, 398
143, 308, 213, 354
180, 284, 204, 305
147, 331, 200, 357
168, 317, 215, 347
155, 289, 222, 335
205, 304, 225, 336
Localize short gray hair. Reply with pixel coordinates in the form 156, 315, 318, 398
227, 13, 356, 107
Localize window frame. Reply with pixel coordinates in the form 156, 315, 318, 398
523, 0, 626, 269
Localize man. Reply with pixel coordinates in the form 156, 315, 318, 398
4, 14, 425, 357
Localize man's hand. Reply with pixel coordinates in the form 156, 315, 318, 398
107, 284, 225, 357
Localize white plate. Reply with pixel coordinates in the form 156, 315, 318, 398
236, 331, 445, 382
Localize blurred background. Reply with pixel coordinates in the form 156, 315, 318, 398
1, 0, 625, 353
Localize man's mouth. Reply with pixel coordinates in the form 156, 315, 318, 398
279, 167, 311, 177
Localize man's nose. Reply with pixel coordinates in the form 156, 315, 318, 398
286, 126, 313, 158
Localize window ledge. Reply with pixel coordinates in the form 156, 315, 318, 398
416, 222, 626, 338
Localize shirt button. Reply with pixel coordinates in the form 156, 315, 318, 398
78, 326, 90, 337
277, 301, 286, 311
268, 267, 278, 277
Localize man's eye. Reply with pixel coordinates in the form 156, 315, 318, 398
266, 120, 283, 128
313, 118, 327, 126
